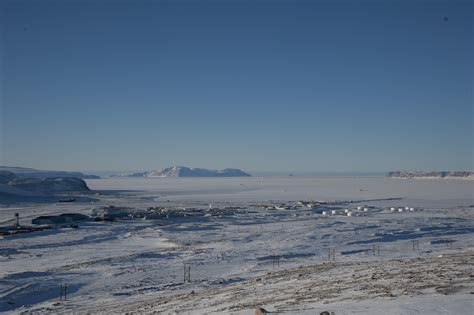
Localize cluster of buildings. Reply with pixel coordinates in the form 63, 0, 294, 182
90, 205, 243, 221
252, 200, 339, 212
389, 206, 416, 213
20, 205, 245, 231
0, 213, 52, 236
320, 205, 420, 217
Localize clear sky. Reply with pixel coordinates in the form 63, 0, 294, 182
1, 0, 472, 173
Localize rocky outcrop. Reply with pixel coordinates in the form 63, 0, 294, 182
0, 166, 100, 179
8, 177, 91, 194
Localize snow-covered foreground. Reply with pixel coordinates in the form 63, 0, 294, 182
0, 177, 473, 314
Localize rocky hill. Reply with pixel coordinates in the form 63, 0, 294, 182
0, 166, 100, 179
0, 170, 92, 200
8, 177, 91, 193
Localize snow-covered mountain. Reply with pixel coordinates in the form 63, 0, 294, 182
122, 166, 251, 177
0, 166, 100, 179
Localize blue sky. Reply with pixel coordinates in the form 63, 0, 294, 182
1, 0, 472, 173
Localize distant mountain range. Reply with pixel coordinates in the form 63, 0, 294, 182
387, 171, 474, 179
0, 166, 100, 179
114, 166, 251, 178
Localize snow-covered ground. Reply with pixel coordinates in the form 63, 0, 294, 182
0, 177, 473, 314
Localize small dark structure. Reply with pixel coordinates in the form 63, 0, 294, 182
0, 225, 51, 236
32, 213, 89, 225
59, 198, 76, 202
32, 216, 63, 225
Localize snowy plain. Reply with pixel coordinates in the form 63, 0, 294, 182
0, 176, 473, 314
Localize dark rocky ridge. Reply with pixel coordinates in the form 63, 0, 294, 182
8, 177, 91, 193
0, 166, 100, 179
0, 170, 91, 200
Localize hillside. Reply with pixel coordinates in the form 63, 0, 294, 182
0, 170, 91, 202
8, 177, 91, 194
0, 166, 100, 179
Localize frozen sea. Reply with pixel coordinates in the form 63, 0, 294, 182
86, 176, 474, 208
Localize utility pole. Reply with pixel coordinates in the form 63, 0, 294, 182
183, 263, 191, 283
412, 240, 420, 250
59, 284, 67, 301
373, 244, 380, 256
327, 248, 336, 261
272, 255, 281, 269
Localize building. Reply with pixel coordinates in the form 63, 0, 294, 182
32, 213, 90, 225
92, 206, 131, 219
